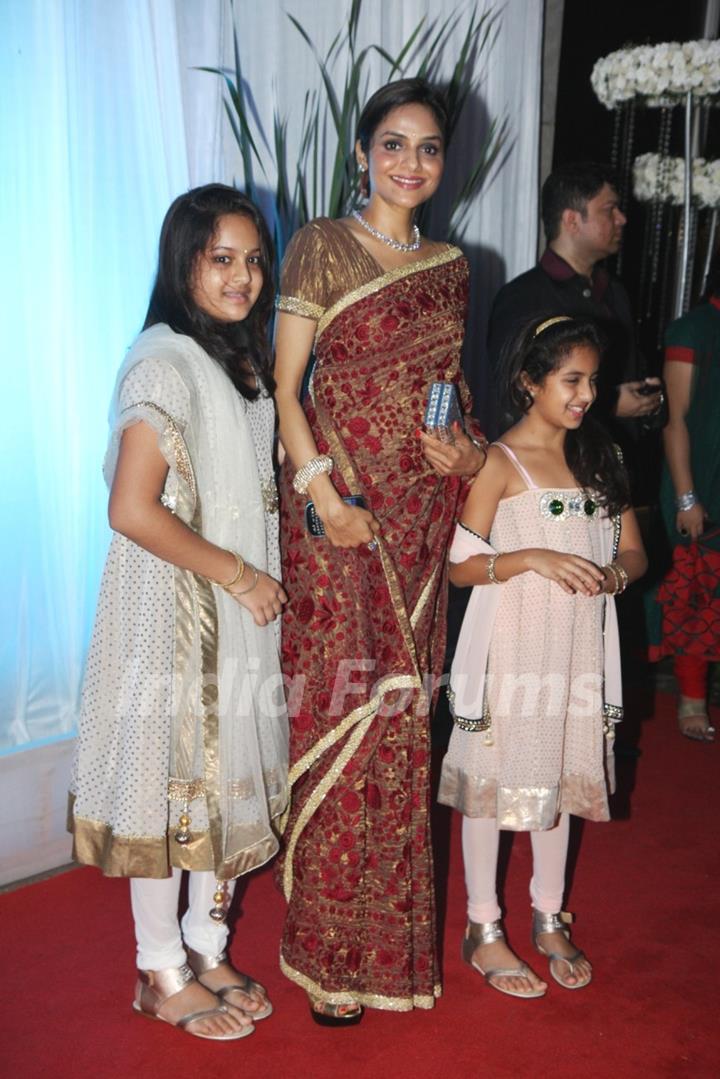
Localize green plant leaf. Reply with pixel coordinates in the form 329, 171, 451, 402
204, 0, 507, 257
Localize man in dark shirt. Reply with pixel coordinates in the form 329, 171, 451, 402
488, 162, 662, 425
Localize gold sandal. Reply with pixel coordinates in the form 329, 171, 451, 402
462, 920, 546, 999
532, 909, 592, 990
186, 947, 272, 1020
133, 963, 254, 1040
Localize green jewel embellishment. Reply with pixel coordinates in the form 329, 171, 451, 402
539, 490, 599, 520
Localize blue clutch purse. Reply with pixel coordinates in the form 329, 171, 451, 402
424, 381, 464, 442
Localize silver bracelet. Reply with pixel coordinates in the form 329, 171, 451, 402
468, 434, 488, 475
293, 454, 333, 495
486, 553, 502, 584
675, 490, 697, 512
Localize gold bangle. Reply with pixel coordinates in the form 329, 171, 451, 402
612, 561, 629, 593
603, 563, 620, 594
486, 553, 503, 584
230, 564, 259, 595
209, 551, 245, 589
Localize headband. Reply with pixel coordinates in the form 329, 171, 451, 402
533, 315, 573, 337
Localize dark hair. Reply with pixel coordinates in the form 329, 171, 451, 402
355, 78, 448, 198
143, 184, 275, 399
541, 162, 619, 244
500, 316, 630, 516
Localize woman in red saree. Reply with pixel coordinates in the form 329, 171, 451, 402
274, 79, 487, 1022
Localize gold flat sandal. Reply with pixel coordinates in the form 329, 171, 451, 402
132, 963, 254, 1041
186, 946, 272, 1020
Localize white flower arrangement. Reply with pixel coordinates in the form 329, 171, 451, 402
633, 152, 720, 208
592, 40, 720, 109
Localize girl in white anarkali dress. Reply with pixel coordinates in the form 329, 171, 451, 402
69, 185, 288, 1042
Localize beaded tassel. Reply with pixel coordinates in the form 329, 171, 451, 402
174, 800, 191, 845
209, 880, 228, 923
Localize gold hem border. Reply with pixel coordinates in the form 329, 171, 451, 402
279, 953, 440, 1011
316, 245, 463, 338
67, 804, 281, 879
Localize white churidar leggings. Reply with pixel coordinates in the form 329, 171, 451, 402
462, 813, 570, 923
130, 870, 236, 970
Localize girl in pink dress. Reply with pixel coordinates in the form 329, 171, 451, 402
438, 316, 647, 999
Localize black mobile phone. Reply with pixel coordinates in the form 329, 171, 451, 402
305, 495, 366, 537
636, 381, 662, 396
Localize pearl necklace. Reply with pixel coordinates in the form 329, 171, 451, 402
351, 210, 421, 252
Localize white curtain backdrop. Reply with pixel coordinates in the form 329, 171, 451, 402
0, 0, 542, 883
176, 0, 544, 415
0, 0, 194, 882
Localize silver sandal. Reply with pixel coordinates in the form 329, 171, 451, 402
462, 920, 546, 999
186, 947, 273, 1020
133, 963, 254, 1040
678, 696, 716, 742
532, 909, 592, 990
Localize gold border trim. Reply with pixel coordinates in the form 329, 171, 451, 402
276, 295, 324, 321
283, 674, 418, 901
288, 674, 419, 787
279, 954, 440, 1011
168, 777, 205, 801
132, 400, 196, 498
316, 246, 462, 338
69, 806, 280, 879
410, 562, 440, 631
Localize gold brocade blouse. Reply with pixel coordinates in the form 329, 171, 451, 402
276, 217, 455, 323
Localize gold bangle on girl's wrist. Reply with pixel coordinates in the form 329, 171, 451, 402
209, 551, 245, 589
613, 561, 629, 592
487, 553, 502, 584
230, 564, 259, 595
603, 563, 619, 594
603, 562, 627, 595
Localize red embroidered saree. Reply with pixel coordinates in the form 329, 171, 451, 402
276, 218, 472, 1010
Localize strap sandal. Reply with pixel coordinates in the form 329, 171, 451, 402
461, 920, 546, 999
307, 992, 364, 1027
186, 946, 272, 1020
532, 909, 592, 990
132, 963, 254, 1040
678, 696, 716, 742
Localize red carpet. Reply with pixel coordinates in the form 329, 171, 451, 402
2, 690, 718, 1079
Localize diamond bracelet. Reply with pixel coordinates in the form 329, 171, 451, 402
675, 490, 697, 512
293, 454, 334, 495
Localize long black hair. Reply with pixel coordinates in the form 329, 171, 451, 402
143, 184, 275, 400
500, 316, 630, 516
